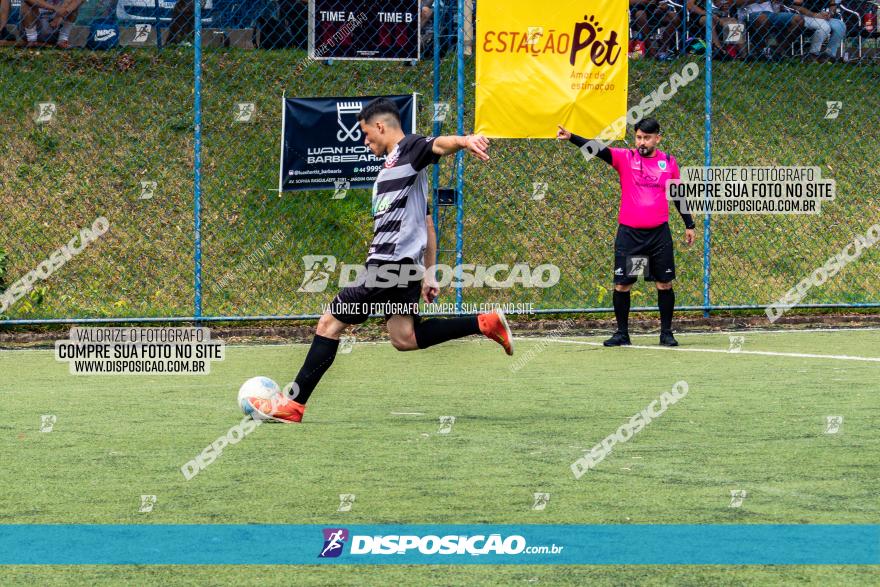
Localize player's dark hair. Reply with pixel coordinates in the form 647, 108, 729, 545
358, 98, 401, 126
635, 118, 660, 134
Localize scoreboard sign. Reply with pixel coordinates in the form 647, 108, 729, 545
309, 0, 420, 61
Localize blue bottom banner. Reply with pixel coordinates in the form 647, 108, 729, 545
1, 525, 878, 565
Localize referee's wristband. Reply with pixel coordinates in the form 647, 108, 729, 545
685, 224, 696, 230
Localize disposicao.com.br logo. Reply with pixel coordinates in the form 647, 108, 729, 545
318, 528, 564, 558
298, 256, 560, 293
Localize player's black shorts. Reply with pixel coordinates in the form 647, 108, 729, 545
613, 222, 675, 285
328, 258, 422, 325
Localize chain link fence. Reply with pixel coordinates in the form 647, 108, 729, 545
706, 0, 880, 310
1, 0, 878, 324
1, 0, 198, 324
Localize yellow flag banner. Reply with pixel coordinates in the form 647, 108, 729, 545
475, 0, 629, 139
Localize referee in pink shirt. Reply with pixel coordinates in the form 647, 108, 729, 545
557, 118, 696, 347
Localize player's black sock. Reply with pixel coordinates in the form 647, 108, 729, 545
658, 288, 675, 332
292, 334, 339, 404
414, 317, 480, 349
613, 290, 631, 333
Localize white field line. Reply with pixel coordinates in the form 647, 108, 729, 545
543, 338, 880, 363
622, 326, 880, 337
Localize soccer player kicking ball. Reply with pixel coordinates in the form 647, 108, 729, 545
557, 118, 695, 347
244, 98, 513, 423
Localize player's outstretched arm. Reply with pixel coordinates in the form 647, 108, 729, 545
557, 125, 612, 165
431, 134, 490, 162
557, 125, 589, 147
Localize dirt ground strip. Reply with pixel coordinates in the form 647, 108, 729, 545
2, 312, 879, 349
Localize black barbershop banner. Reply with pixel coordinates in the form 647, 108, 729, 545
279, 94, 416, 192
310, 0, 420, 60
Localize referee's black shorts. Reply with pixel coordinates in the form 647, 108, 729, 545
328, 258, 422, 325
613, 222, 675, 285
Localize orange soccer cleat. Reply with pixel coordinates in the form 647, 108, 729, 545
242, 394, 306, 423
478, 309, 514, 356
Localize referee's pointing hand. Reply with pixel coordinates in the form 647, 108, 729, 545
556, 125, 572, 141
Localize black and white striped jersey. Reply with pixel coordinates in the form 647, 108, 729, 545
367, 134, 440, 266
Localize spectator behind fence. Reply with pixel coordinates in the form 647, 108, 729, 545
739, 0, 804, 60
167, 0, 200, 45
279, 0, 307, 47
420, 0, 433, 50
256, 0, 307, 49
631, 0, 682, 60
1, 0, 14, 42
791, 0, 846, 61
416, 0, 456, 59
19, 0, 83, 48
687, 0, 741, 58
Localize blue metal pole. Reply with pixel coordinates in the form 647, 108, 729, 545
155, 2, 161, 50
432, 0, 441, 243
702, 1, 712, 317
680, 4, 688, 57
454, 0, 465, 313
194, 1, 203, 322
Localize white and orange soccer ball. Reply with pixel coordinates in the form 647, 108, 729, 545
237, 376, 281, 415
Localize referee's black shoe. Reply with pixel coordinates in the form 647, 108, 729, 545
659, 331, 679, 347
603, 331, 631, 347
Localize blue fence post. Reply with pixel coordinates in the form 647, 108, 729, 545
155, 1, 162, 50
680, 4, 688, 56
194, 0, 204, 322
702, 2, 712, 318
454, 0, 465, 313
432, 0, 441, 243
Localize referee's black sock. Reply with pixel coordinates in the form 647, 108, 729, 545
658, 288, 675, 332
414, 317, 480, 349
613, 290, 631, 333
292, 334, 339, 404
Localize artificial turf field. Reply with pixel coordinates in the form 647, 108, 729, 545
1, 328, 878, 585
